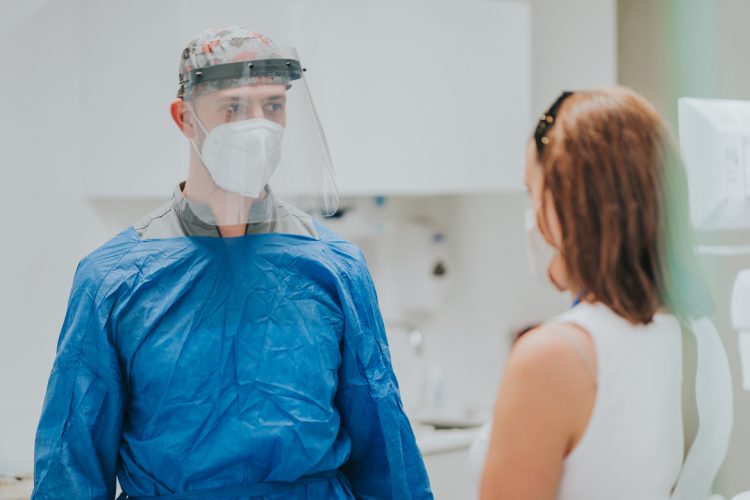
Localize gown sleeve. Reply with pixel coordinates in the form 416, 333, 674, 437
333, 249, 433, 499
32, 258, 127, 500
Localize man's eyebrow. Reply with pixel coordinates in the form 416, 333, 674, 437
215, 94, 286, 103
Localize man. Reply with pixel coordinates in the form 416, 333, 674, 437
33, 26, 432, 499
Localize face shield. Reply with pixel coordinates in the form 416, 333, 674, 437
181, 47, 338, 227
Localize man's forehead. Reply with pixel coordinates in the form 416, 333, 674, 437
214, 84, 287, 100
225, 83, 286, 98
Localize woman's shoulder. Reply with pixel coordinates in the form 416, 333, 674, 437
510, 322, 596, 385
491, 323, 598, 464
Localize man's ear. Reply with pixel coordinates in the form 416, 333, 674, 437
170, 98, 194, 138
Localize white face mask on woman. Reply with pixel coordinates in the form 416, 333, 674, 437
524, 207, 559, 287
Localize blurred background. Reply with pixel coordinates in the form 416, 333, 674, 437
0, 0, 748, 498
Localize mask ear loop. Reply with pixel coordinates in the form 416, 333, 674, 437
536, 185, 582, 297
536, 186, 562, 250
184, 101, 211, 159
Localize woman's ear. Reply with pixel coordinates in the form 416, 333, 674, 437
170, 98, 194, 138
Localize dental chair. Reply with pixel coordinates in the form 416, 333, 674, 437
724, 270, 750, 500
672, 318, 733, 500
656, 270, 750, 500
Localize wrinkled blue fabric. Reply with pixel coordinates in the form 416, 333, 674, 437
32, 223, 432, 499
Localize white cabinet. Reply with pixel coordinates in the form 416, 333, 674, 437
78, 1, 531, 198
79, 0, 186, 198
296, 1, 532, 195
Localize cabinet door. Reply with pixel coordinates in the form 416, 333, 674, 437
80, 0, 185, 198
297, 0, 531, 195
82, 0, 530, 198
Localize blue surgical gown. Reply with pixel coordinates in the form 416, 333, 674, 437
32, 223, 432, 499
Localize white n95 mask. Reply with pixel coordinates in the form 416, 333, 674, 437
192, 112, 285, 197
524, 207, 558, 285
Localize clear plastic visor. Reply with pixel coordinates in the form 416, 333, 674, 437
181, 47, 338, 230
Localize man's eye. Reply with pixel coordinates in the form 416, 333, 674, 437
226, 104, 241, 113
266, 103, 283, 113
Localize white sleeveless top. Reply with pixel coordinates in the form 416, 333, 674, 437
554, 302, 684, 499
471, 302, 685, 500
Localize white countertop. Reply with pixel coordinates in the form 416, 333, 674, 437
414, 425, 480, 455
0, 476, 32, 500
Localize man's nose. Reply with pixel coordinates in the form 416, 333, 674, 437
248, 104, 265, 119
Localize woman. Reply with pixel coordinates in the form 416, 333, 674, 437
479, 87, 710, 499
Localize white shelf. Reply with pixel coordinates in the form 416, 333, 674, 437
415, 427, 480, 456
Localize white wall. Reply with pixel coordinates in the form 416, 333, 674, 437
0, 0, 616, 477
0, 1, 142, 474
347, 194, 572, 418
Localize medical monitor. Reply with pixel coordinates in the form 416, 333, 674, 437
678, 98, 750, 230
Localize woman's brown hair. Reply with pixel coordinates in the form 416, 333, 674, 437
538, 86, 711, 324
